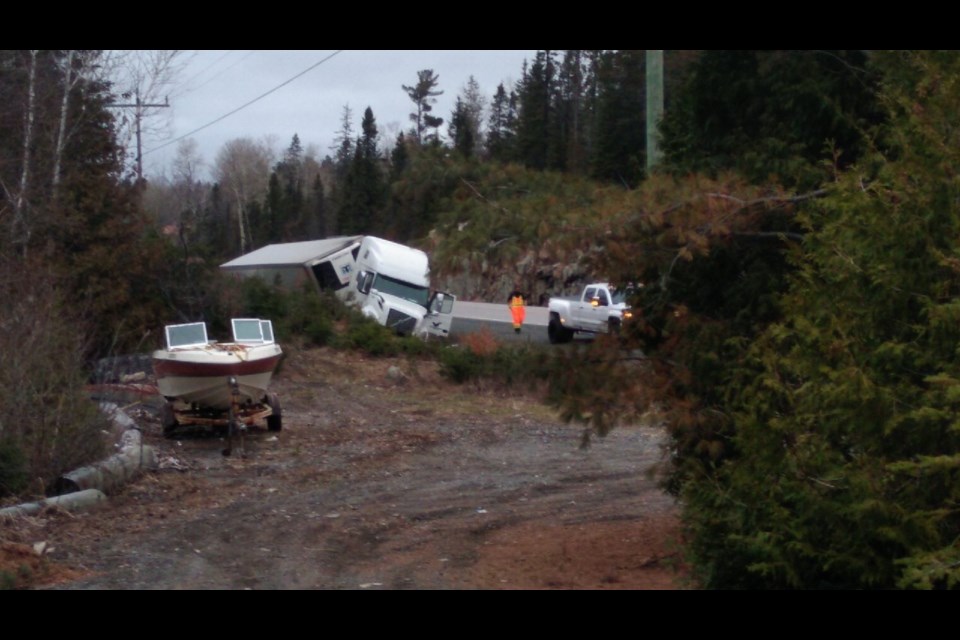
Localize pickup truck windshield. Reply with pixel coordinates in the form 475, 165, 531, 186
373, 273, 430, 307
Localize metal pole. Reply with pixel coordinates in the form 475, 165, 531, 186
646, 50, 664, 172
107, 93, 169, 181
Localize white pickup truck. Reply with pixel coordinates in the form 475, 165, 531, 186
547, 283, 633, 344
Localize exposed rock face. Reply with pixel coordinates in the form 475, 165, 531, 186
432, 247, 592, 305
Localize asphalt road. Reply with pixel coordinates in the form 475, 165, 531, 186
450, 300, 550, 344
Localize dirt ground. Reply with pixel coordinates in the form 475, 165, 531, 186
0, 346, 689, 590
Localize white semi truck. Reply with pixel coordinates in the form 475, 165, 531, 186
350, 236, 455, 337
220, 235, 455, 338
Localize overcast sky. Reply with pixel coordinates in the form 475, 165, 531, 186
138, 50, 536, 181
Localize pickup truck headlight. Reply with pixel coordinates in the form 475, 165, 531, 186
622, 310, 633, 320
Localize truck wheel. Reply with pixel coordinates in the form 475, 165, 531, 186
608, 317, 621, 336
266, 393, 283, 432
548, 317, 573, 344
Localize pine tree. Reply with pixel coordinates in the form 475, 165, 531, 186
461, 75, 486, 153
515, 51, 555, 170
486, 83, 518, 162
332, 104, 355, 176
449, 97, 476, 158
390, 131, 409, 179
675, 51, 960, 589
659, 50, 881, 189
592, 50, 647, 187
263, 171, 283, 245
310, 174, 327, 237
553, 50, 591, 173
338, 107, 386, 234
403, 69, 444, 145
271, 134, 304, 241
0, 50, 170, 354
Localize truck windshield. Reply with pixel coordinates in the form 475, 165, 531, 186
372, 273, 430, 307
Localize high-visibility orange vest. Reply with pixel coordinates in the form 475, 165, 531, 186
509, 295, 526, 327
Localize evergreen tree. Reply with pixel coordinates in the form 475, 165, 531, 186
338, 107, 386, 234
197, 182, 231, 258
310, 174, 327, 237
403, 69, 444, 145
461, 75, 486, 153
262, 171, 283, 245
271, 134, 304, 241
486, 82, 518, 162
660, 50, 882, 189
449, 97, 476, 158
390, 131, 409, 179
0, 50, 169, 354
592, 50, 647, 187
332, 104, 355, 176
553, 50, 591, 173
672, 51, 960, 589
515, 51, 555, 170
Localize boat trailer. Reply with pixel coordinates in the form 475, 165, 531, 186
161, 376, 282, 457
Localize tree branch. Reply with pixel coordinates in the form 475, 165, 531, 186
732, 231, 806, 242
461, 178, 513, 216
705, 189, 828, 207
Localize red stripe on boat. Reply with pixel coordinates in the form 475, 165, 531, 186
153, 354, 282, 378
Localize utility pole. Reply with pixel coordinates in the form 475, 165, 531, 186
646, 50, 664, 172
108, 90, 169, 181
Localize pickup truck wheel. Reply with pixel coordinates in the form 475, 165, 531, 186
608, 318, 621, 335
548, 317, 573, 344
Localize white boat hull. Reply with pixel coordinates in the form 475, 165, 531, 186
152, 342, 282, 410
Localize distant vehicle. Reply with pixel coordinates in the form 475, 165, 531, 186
547, 283, 633, 344
220, 236, 455, 338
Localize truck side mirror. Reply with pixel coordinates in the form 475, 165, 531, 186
357, 271, 372, 294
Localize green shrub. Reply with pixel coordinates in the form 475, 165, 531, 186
491, 344, 551, 387
395, 335, 442, 358
239, 276, 289, 321
438, 340, 553, 387
282, 289, 337, 346
438, 345, 488, 383
0, 439, 27, 497
333, 317, 401, 357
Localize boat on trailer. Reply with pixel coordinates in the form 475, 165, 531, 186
152, 318, 283, 440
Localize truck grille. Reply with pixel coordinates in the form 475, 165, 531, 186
386, 309, 417, 335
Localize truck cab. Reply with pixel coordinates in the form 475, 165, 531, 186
352, 236, 455, 338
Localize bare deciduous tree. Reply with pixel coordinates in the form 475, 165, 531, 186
106, 50, 185, 179
214, 137, 273, 254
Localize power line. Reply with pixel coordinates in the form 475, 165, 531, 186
144, 50, 344, 157
174, 50, 258, 99
175, 50, 235, 95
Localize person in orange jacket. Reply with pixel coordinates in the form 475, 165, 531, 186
507, 289, 526, 334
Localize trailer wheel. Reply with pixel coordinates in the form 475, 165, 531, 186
548, 316, 574, 344
266, 393, 283, 432
161, 401, 178, 438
